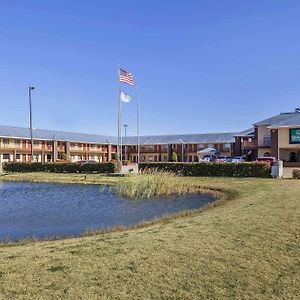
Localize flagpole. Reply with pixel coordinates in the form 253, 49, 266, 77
117, 65, 121, 164
137, 84, 140, 164
120, 99, 123, 165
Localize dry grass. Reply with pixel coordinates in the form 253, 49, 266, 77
0, 172, 118, 185
114, 170, 200, 198
0, 174, 299, 299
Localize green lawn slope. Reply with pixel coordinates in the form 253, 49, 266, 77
0, 175, 299, 299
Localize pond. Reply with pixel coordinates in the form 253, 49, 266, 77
0, 181, 217, 241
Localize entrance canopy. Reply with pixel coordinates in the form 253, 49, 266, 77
197, 147, 217, 156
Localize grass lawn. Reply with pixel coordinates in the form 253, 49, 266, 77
0, 173, 299, 299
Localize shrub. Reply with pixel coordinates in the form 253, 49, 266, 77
60, 153, 68, 161
138, 162, 271, 178
293, 169, 300, 179
111, 153, 118, 160
171, 151, 178, 162
3, 162, 118, 174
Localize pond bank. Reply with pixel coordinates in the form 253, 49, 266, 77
0, 172, 119, 185
0, 178, 298, 299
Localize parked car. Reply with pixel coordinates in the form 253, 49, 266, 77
255, 156, 276, 165
231, 156, 245, 163
199, 155, 217, 162
77, 160, 97, 163
223, 156, 233, 163
215, 156, 232, 163
216, 156, 225, 162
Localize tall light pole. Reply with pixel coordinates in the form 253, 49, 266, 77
29, 86, 35, 161
123, 124, 128, 161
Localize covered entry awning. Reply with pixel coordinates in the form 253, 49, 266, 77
197, 147, 218, 156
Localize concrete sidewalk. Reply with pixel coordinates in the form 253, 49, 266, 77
121, 164, 138, 174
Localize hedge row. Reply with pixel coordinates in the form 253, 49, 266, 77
138, 162, 271, 178
3, 162, 118, 174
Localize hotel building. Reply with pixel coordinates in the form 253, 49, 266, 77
0, 125, 236, 164
1, 108, 300, 177
234, 108, 300, 176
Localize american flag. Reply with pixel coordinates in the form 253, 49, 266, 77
119, 68, 134, 86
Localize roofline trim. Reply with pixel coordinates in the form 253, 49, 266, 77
268, 125, 300, 129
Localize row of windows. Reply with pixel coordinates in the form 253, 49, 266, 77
1, 139, 51, 146
1, 139, 232, 151
0, 140, 108, 149
129, 144, 232, 153
2, 153, 52, 159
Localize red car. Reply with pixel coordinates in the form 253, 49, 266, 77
255, 156, 276, 165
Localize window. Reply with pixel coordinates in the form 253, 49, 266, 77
16, 154, 21, 160
14, 139, 20, 145
3, 139, 9, 145
263, 135, 271, 147
3, 153, 10, 159
46, 154, 52, 162
208, 144, 214, 148
78, 155, 82, 160
224, 143, 231, 149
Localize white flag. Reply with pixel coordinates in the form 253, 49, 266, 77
120, 91, 131, 103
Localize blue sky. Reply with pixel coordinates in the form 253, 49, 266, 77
1, 0, 300, 136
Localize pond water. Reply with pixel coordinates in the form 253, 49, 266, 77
0, 181, 216, 241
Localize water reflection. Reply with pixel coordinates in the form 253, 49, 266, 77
0, 181, 216, 241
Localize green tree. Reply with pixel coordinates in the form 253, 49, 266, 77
171, 151, 178, 162
111, 153, 118, 161
61, 153, 68, 161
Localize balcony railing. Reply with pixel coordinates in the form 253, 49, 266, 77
129, 148, 168, 153
243, 140, 257, 149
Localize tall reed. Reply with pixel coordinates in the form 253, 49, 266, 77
114, 170, 196, 198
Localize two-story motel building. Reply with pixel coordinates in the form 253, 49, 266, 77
1, 108, 300, 177
0, 125, 235, 164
